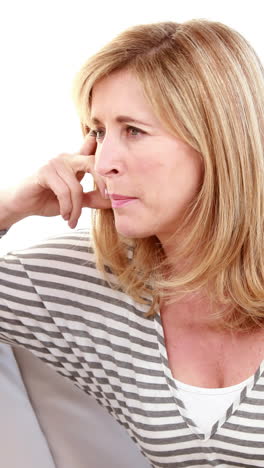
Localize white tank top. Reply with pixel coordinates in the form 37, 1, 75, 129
174, 373, 255, 435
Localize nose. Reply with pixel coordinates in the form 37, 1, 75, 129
94, 136, 125, 178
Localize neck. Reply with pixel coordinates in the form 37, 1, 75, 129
160, 290, 234, 332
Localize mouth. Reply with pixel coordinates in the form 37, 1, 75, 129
109, 193, 136, 200
111, 198, 137, 208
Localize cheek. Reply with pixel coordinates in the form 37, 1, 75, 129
132, 145, 203, 197
135, 157, 165, 177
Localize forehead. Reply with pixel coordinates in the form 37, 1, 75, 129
92, 69, 141, 98
90, 69, 160, 126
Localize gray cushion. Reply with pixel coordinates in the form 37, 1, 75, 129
0, 344, 55, 467
14, 347, 151, 468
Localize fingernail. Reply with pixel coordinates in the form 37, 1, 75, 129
69, 220, 76, 229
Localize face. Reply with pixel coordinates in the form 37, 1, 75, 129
90, 69, 203, 246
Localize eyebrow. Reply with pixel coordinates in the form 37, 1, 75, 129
89, 115, 153, 128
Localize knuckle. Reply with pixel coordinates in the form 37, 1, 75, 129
51, 154, 69, 169
38, 162, 50, 174
56, 152, 70, 159
48, 158, 59, 170
57, 186, 70, 197
73, 184, 83, 196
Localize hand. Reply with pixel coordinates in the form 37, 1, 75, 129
4, 134, 112, 229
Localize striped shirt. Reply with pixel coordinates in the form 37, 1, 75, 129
1, 227, 264, 467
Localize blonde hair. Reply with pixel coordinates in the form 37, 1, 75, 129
72, 19, 264, 330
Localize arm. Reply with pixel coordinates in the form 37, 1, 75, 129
0, 135, 111, 383
0, 228, 90, 378
0, 134, 110, 232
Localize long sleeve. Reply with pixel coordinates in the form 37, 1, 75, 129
0, 228, 168, 468
0, 228, 153, 468
0, 228, 124, 395
0, 228, 156, 400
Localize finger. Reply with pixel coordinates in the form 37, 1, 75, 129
66, 154, 107, 200
88, 166, 108, 200
41, 165, 73, 218
50, 158, 83, 225
61, 154, 94, 174
82, 190, 112, 209
78, 132, 97, 156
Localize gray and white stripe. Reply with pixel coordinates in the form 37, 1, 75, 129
1, 228, 264, 467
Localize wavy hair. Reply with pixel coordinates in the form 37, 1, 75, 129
72, 19, 264, 330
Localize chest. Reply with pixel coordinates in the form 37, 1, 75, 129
160, 307, 264, 388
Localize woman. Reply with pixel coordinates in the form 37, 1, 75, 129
1, 18, 264, 467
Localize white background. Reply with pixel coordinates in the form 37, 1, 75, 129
0, 0, 263, 253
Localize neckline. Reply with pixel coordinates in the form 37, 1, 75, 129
153, 309, 264, 440
173, 372, 255, 394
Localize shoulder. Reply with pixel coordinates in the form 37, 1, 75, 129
1, 227, 99, 284
1, 228, 150, 319
8, 228, 95, 258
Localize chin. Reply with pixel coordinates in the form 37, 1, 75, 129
115, 223, 154, 239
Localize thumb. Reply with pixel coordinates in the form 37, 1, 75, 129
82, 190, 112, 209
78, 132, 97, 156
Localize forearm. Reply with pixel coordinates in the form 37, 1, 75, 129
0, 189, 26, 230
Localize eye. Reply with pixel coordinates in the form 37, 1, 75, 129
126, 126, 145, 137
88, 125, 145, 141
89, 129, 105, 140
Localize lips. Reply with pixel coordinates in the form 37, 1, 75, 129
109, 194, 137, 200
